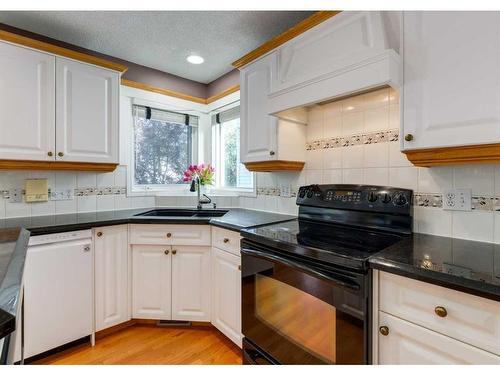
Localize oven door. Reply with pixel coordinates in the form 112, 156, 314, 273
241, 240, 368, 365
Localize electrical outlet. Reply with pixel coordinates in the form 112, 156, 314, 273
280, 185, 291, 198
442, 188, 472, 211
9, 188, 22, 203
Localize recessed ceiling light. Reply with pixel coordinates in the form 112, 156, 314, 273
187, 55, 204, 64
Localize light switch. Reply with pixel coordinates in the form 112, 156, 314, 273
25, 179, 49, 203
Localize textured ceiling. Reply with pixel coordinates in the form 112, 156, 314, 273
0, 11, 314, 83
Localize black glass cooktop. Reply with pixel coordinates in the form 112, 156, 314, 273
241, 219, 406, 270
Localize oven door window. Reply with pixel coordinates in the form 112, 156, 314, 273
242, 252, 365, 365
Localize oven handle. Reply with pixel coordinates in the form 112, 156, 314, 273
241, 247, 360, 291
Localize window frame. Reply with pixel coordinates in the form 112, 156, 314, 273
211, 101, 256, 196
124, 90, 207, 197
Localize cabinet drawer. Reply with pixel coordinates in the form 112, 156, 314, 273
379, 271, 500, 356
211, 227, 241, 256
129, 224, 211, 246
378, 312, 500, 364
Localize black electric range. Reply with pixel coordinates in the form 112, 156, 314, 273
240, 184, 413, 365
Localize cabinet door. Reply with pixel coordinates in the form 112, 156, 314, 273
240, 53, 278, 163
403, 12, 500, 150
56, 57, 119, 163
378, 312, 500, 364
24, 239, 92, 359
94, 225, 129, 331
171, 246, 211, 322
0, 42, 55, 161
132, 245, 171, 320
211, 247, 242, 347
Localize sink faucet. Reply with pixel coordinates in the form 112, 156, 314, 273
190, 177, 212, 210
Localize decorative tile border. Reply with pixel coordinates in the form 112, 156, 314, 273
1, 186, 127, 200
257, 189, 500, 212
306, 129, 399, 151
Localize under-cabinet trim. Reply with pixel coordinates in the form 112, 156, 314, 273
243, 160, 305, 172
0, 160, 119, 172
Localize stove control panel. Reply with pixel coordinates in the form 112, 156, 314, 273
297, 184, 413, 214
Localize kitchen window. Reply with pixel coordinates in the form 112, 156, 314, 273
212, 104, 254, 192
132, 105, 198, 191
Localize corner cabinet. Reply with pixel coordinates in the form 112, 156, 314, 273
0, 39, 121, 171
402, 12, 500, 167
239, 52, 305, 172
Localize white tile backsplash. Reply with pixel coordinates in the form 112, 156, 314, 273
454, 165, 495, 196
452, 211, 495, 242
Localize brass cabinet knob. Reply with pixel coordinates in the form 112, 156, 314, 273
164, 249, 170, 255
404, 134, 414, 142
379, 326, 389, 336
166, 233, 172, 238
238, 265, 241, 271
434, 306, 448, 318
172, 249, 177, 255
47, 151, 53, 157
223, 238, 230, 243
58, 151, 64, 157
269, 150, 275, 156
96, 232, 103, 237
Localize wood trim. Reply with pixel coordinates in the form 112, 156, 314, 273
121, 79, 206, 104
206, 84, 240, 104
0, 160, 119, 172
232, 11, 341, 69
244, 160, 305, 172
403, 143, 500, 167
0, 30, 128, 73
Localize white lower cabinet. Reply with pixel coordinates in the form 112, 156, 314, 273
211, 247, 242, 347
171, 246, 211, 322
378, 312, 500, 365
375, 270, 500, 364
94, 225, 129, 331
132, 245, 172, 320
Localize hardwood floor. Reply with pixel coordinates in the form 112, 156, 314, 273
33, 324, 242, 365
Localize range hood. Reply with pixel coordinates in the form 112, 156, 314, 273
267, 11, 401, 117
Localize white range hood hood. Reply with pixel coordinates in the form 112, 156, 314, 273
267, 11, 401, 116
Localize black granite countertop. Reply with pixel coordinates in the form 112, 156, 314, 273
369, 233, 500, 301
0, 207, 296, 236
0, 228, 30, 339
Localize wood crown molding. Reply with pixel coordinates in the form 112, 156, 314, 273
232, 11, 341, 69
121, 79, 207, 104
244, 160, 305, 172
206, 84, 240, 104
0, 30, 128, 73
122, 79, 240, 105
0, 160, 119, 172
403, 143, 500, 167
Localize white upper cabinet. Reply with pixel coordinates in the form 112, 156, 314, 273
402, 11, 500, 150
240, 53, 278, 163
56, 57, 119, 163
0, 42, 55, 161
94, 225, 129, 332
171, 246, 211, 322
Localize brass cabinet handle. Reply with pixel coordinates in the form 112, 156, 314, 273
238, 265, 241, 271
58, 151, 64, 157
96, 232, 103, 237
47, 151, 53, 157
404, 134, 414, 142
434, 306, 448, 318
223, 238, 230, 243
83, 245, 90, 252
172, 249, 177, 255
379, 326, 389, 336
269, 150, 275, 156
164, 249, 170, 255
166, 233, 172, 238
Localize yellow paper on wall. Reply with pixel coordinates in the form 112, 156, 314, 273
25, 179, 49, 203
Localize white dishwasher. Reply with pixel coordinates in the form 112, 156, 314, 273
18, 230, 93, 361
